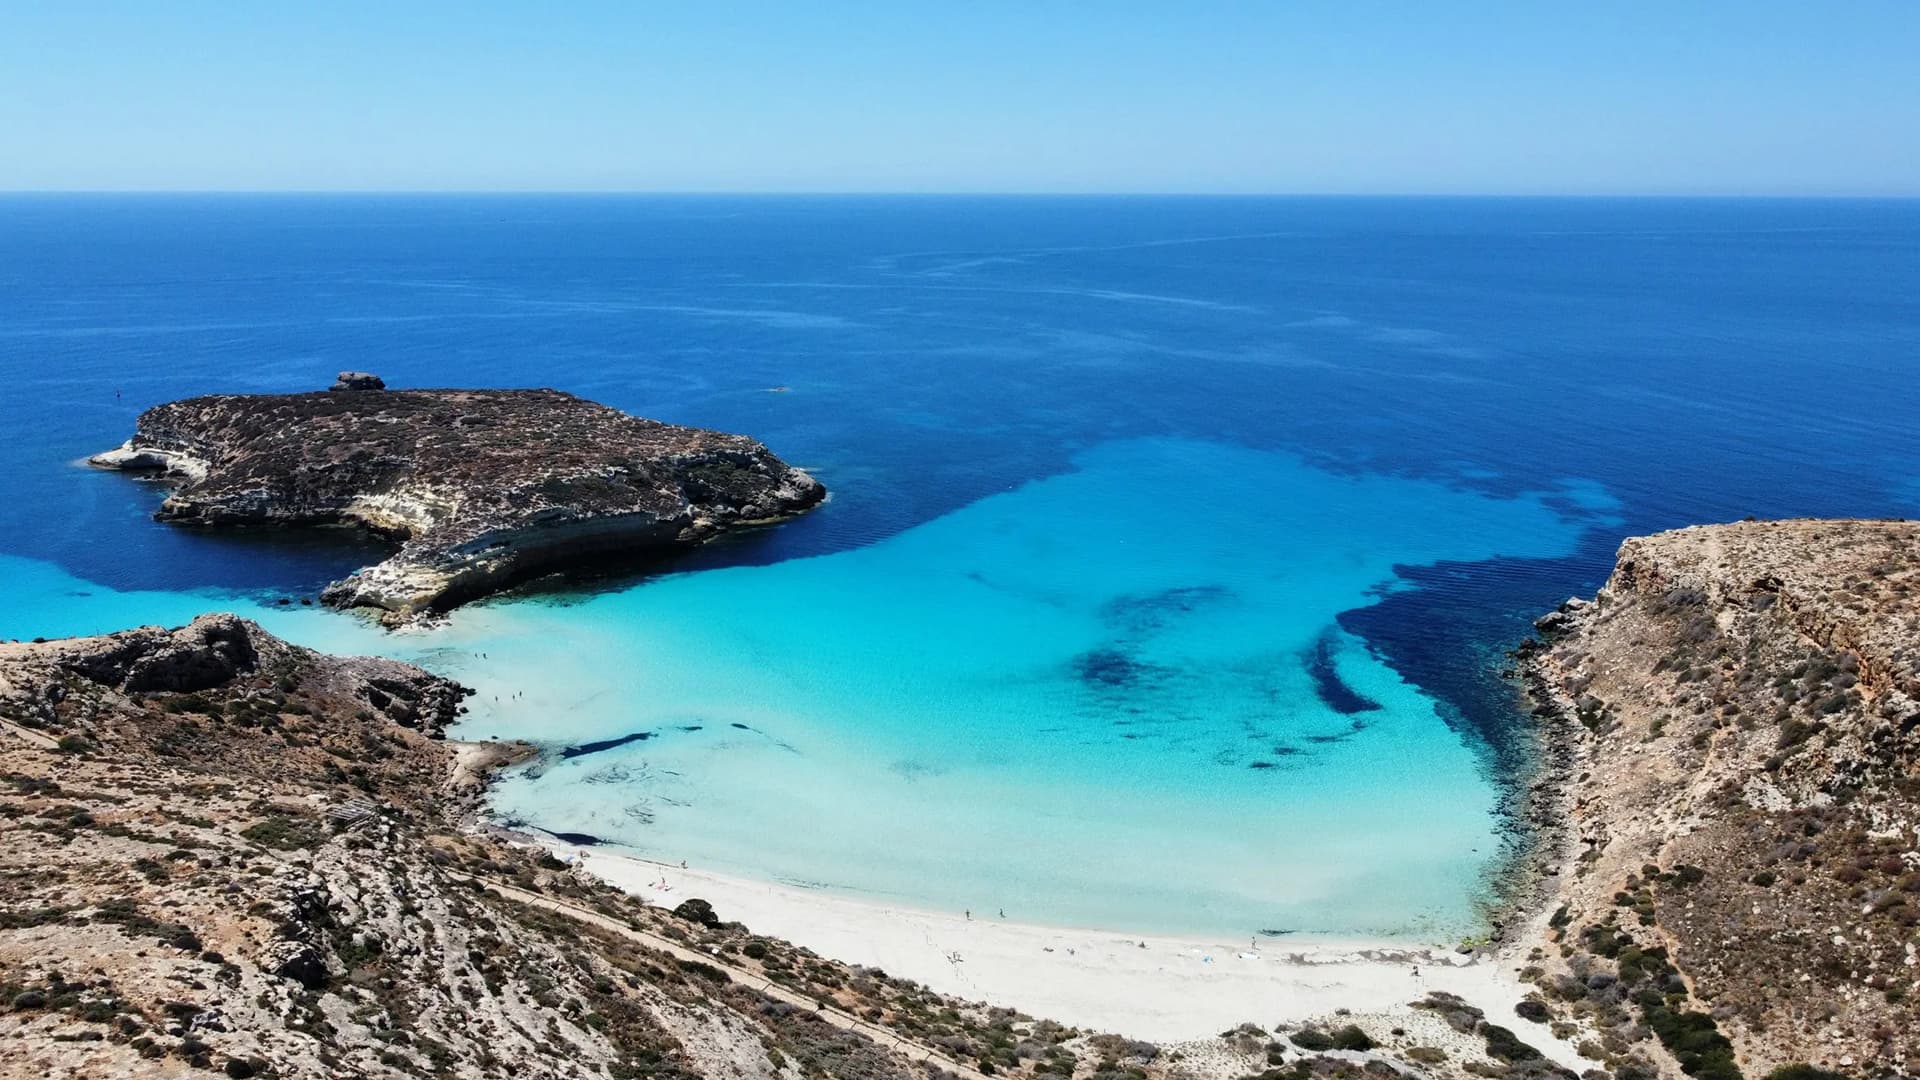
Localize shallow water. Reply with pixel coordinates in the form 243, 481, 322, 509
3, 195, 1916, 939
0, 436, 1592, 936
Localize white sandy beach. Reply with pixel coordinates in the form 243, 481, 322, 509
543, 842, 1586, 1070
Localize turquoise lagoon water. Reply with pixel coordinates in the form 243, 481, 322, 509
4, 196, 1917, 940
0, 438, 1592, 937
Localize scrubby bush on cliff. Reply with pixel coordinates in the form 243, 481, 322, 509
1645, 1004, 1739, 1080
1330, 1026, 1375, 1052
1289, 1028, 1336, 1051
240, 813, 320, 850
1287, 1025, 1373, 1053
1764, 1067, 1846, 1080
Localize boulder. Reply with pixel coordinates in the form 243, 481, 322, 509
260, 939, 330, 990
1532, 609, 1576, 638
329, 371, 386, 392
62, 614, 261, 694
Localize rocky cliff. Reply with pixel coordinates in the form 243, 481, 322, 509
91, 381, 825, 624
1519, 520, 1920, 1080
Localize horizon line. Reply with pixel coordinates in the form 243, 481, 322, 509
3, 189, 1918, 200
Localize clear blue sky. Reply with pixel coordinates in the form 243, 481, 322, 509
2, 1, 1916, 194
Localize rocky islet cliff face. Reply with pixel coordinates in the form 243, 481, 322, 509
90, 377, 825, 625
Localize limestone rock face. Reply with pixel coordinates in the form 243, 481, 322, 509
62, 614, 262, 694
90, 384, 826, 624
260, 939, 330, 992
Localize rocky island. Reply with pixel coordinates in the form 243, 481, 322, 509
1518, 519, 1920, 1079
90, 377, 825, 625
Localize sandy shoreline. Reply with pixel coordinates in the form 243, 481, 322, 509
532, 839, 1584, 1068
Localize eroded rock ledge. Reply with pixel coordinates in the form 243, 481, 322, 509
1518, 519, 1920, 1079
91, 378, 825, 624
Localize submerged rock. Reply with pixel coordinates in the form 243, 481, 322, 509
90, 382, 825, 624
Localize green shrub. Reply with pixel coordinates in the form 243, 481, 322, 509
240, 814, 320, 850
1777, 719, 1818, 750
1288, 1029, 1335, 1052
1279, 1024, 1373, 1053
674, 959, 728, 984
1646, 1005, 1740, 1080
1330, 1025, 1374, 1051
1481, 1024, 1542, 1062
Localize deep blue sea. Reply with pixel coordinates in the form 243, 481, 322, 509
3, 195, 1917, 939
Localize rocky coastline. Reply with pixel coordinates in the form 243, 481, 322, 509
90, 376, 825, 625
1474, 673, 1586, 958
0, 616, 1085, 1078
10, 517, 1914, 1079
2, 614, 1566, 1080
1511, 520, 1920, 1080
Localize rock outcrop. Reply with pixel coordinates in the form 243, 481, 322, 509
328, 371, 385, 392
1519, 519, 1920, 1079
90, 384, 825, 624
0, 613, 469, 737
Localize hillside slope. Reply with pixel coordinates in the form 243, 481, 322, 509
1520, 520, 1920, 1079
